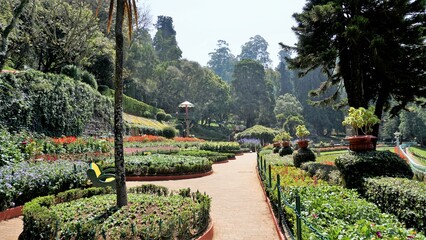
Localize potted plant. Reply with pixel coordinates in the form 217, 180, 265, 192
295, 125, 310, 149
342, 106, 381, 151
274, 131, 292, 147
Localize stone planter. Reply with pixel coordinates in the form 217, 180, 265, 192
345, 135, 376, 152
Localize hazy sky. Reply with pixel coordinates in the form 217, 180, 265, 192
143, 0, 306, 68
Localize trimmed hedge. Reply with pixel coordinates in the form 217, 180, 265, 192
0, 70, 113, 137
22, 186, 210, 240
363, 177, 426, 234
235, 125, 278, 144
279, 146, 293, 156
0, 160, 88, 211
335, 150, 413, 189
199, 141, 240, 153
177, 150, 234, 163
300, 162, 341, 184
292, 148, 316, 167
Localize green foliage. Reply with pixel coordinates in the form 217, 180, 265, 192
0, 70, 113, 136
0, 129, 26, 166
235, 125, 277, 144
177, 150, 233, 163
23, 191, 210, 240
363, 177, 426, 234
155, 111, 166, 122
300, 162, 341, 184
80, 71, 98, 90
207, 40, 235, 82
238, 35, 272, 68
153, 16, 182, 62
335, 151, 414, 189
0, 160, 88, 211
61, 65, 80, 79
105, 154, 212, 176
101, 88, 159, 118
162, 126, 176, 139
273, 130, 292, 142
279, 146, 293, 156
342, 106, 381, 135
199, 141, 240, 153
295, 124, 310, 140
293, 148, 316, 167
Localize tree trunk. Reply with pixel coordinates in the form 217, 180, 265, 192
0, 0, 30, 70
114, 0, 127, 207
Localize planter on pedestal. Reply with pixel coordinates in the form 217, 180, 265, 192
345, 135, 376, 152
297, 140, 309, 149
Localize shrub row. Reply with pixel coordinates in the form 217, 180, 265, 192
335, 150, 413, 189
104, 154, 212, 176
300, 162, 342, 185
363, 177, 426, 234
0, 70, 113, 137
0, 129, 27, 166
22, 186, 210, 240
177, 150, 234, 163
199, 141, 240, 153
0, 160, 88, 211
264, 165, 424, 239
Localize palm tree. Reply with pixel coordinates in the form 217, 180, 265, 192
99, 0, 138, 207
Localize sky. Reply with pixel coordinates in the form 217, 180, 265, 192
143, 0, 306, 68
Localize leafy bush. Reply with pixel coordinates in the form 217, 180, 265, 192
335, 151, 413, 189
0, 129, 26, 166
105, 154, 212, 176
156, 111, 166, 122
300, 162, 339, 183
0, 160, 87, 211
363, 177, 426, 234
279, 146, 293, 156
293, 148, 316, 167
22, 187, 210, 240
80, 71, 98, 89
235, 125, 277, 144
60, 65, 80, 79
162, 126, 176, 139
0, 71, 112, 136
199, 141, 240, 153
177, 150, 233, 163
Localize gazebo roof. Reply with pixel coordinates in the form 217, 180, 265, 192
178, 101, 194, 108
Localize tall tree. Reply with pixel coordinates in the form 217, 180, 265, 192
276, 49, 293, 95
231, 59, 267, 128
102, 0, 138, 207
287, 0, 426, 137
153, 16, 182, 62
238, 35, 272, 68
207, 40, 236, 82
0, 0, 29, 70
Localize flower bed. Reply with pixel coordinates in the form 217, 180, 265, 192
22, 186, 211, 239
177, 150, 234, 163
199, 142, 240, 153
124, 146, 180, 155
104, 154, 212, 176
0, 160, 87, 211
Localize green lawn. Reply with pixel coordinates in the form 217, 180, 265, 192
409, 146, 426, 165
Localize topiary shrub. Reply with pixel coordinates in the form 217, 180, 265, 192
80, 71, 98, 89
293, 148, 316, 168
300, 162, 339, 183
156, 111, 166, 122
363, 177, 426, 234
279, 146, 293, 156
335, 151, 413, 190
162, 126, 176, 139
273, 146, 280, 153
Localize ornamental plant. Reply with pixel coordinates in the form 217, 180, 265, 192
295, 125, 310, 140
342, 106, 381, 136
273, 131, 292, 142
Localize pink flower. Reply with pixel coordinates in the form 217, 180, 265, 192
376, 231, 383, 239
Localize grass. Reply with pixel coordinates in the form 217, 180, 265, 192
408, 146, 426, 165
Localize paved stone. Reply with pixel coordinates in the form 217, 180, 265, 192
0, 152, 280, 240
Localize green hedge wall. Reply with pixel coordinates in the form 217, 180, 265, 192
0, 71, 112, 137
363, 177, 426, 234
335, 151, 413, 189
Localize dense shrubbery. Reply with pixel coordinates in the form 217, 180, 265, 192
292, 148, 316, 167
22, 186, 210, 240
0, 160, 87, 211
104, 154, 212, 176
101, 88, 160, 118
363, 177, 426, 234
199, 141, 240, 153
0, 129, 28, 166
235, 125, 277, 144
279, 146, 293, 156
335, 151, 413, 189
300, 162, 342, 185
177, 150, 234, 163
0, 71, 112, 136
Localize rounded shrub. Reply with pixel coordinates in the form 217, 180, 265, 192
162, 126, 176, 139
80, 71, 98, 89
335, 150, 413, 190
293, 148, 316, 168
279, 146, 293, 156
273, 146, 280, 153
156, 111, 166, 122
164, 113, 173, 121
60, 65, 80, 80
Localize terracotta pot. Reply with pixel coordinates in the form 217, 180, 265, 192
273, 142, 281, 147
345, 135, 376, 152
297, 140, 309, 149
282, 141, 290, 147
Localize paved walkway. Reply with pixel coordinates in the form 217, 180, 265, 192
0, 152, 280, 240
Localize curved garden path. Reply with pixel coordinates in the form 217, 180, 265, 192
0, 152, 280, 240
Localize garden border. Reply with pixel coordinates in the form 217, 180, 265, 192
0, 206, 23, 222
197, 219, 214, 240
126, 170, 214, 181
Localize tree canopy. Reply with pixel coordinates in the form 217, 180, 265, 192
288, 0, 426, 136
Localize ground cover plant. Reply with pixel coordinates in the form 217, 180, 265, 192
104, 154, 212, 176
22, 186, 211, 239
199, 141, 241, 153
0, 160, 87, 211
